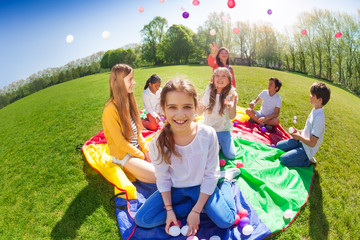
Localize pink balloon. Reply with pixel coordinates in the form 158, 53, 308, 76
236, 162, 244, 168
335, 32, 342, 38
220, 159, 226, 167
301, 29, 307, 35
227, 0, 235, 8
233, 27, 240, 34
192, 0, 200, 6
138, 6, 144, 13
238, 209, 249, 218
160, 0, 165, 3
210, 29, 216, 36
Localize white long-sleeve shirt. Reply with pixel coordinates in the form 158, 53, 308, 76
142, 87, 162, 119
150, 124, 220, 195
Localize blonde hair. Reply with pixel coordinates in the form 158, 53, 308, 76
207, 67, 232, 115
156, 78, 198, 165
106, 64, 142, 141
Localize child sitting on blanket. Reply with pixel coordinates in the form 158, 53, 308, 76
246, 77, 282, 132
198, 67, 238, 160
134, 78, 240, 236
276, 82, 331, 167
141, 74, 163, 131
102, 64, 156, 183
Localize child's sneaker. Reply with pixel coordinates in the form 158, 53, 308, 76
220, 168, 241, 181
265, 124, 274, 133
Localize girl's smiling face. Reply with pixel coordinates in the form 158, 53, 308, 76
214, 70, 230, 92
163, 91, 196, 134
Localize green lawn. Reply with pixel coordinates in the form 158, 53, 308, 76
0, 65, 359, 239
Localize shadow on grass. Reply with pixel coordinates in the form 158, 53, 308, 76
51, 159, 120, 240
309, 169, 329, 239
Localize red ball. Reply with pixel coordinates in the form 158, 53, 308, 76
236, 162, 244, 168
227, 0, 235, 8
232, 214, 240, 226
238, 209, 248, 218
220, 159, 226, 167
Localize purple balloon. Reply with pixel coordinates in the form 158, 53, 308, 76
182, 11, 189, 19
267, 9, 272, 15
270, 144, 276, 148
239, 217, 250, 228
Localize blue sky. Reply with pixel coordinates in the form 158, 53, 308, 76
0, 0, 358, 89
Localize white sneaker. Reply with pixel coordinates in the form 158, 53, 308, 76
220, 168, 241, 181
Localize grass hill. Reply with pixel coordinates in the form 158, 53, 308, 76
0, 65, 359, 239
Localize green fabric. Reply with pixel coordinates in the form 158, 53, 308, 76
222, 138, 314, 232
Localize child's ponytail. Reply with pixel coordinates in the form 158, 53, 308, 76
144, 74, 161, 90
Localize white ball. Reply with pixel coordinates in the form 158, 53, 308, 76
66, 35, 74, 43
181, 225, 191, 236
210, 29, 216, 36
242, 225, 254, 236
209, 236, 221, 240
169, 226, 181, 237
102, 31, 110, 40
289, 127, 294, 134
284, 209, 293, 219
294, 116, 297, 120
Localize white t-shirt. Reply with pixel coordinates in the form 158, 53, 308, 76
301, 108, 325, 160
258, 90, 281, 116
142, 87, 162, 119
150, 124, 220, 195
201, 85, 237, 132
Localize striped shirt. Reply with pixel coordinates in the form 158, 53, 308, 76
130, 117, 139, 148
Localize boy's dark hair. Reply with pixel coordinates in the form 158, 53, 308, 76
310, 82, 331, 106
269, 77, 282, 92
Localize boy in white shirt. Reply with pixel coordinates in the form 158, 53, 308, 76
246, 77, 282, 132
276, 82, 331, 167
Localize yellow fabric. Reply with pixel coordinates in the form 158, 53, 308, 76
85, 106, 250, 200
102, 100, 149, 161
83, 143, 137, 199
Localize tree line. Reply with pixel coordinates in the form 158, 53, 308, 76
1, 8, 359, 109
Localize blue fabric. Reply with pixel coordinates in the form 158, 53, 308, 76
276, 139, 310, 167
217, 131, 236, 160
115, 180, 271, 240
135, 180, 236, 229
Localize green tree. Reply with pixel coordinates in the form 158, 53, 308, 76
100, 50, 111, 69
141, 16, 168, 64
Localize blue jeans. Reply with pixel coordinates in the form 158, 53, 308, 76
134, 180, 236, 229
217, 131, 236, 160
276, 139, 310, 167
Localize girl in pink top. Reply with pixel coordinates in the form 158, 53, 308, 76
208, 42, 236, 88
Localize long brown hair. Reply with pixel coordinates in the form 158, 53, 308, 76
106, 64, 142, 141
207, 67, 232, 115
156, 78, 198, 165
216, 47, 230, 67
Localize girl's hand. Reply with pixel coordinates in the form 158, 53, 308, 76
225, 94, 237, 108
144, 151, 151, 163
186, 211, 200, 236
209, 42, 219, 57
165, 210, 178, 234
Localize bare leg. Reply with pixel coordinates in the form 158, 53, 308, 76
123, 158, 156, 183
246, 108, 260, 123
263, 117, 279, 126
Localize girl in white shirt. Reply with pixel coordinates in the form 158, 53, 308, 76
135, 78, 240, 236
199, 67, 238, 160
142, 74, 162, 131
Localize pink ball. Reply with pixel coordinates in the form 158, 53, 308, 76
192, 0, 200, 6
236, 162, 244, 168
233, 27, 240, 34
335, 32, 342, 38
232, 214, 240, 226
138, 6, 144, 13
227, 0, 235, 8
238, 209, 248, 218
220, 159, 226, 167
239, 217, 250, 228
170, 219, 182, 227
301, 29, 307, 35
